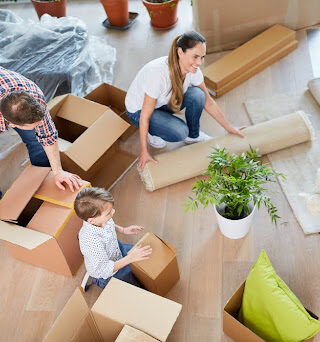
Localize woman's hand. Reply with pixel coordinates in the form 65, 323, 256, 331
124, 225, 144, 235
227, 126, 246, 138
128, 244, 152, 263
138, 150, 158, 171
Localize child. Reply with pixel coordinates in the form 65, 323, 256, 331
74, 187, 152, 290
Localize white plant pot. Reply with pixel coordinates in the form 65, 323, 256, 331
214, 203, 256, 239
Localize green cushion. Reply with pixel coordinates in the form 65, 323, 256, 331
239, 250, 320, 342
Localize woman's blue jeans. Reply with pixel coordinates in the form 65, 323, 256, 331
126, 86, 206, 142
93, 241, 143, 289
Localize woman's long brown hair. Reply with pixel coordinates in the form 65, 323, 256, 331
167, 31, 206, 112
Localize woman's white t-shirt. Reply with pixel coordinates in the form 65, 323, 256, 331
125, 56, 204, 113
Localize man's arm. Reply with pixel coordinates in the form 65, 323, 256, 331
43, 142, 82, 192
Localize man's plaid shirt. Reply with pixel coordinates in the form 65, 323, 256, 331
0, 66, 57, 146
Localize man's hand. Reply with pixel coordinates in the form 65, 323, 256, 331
124, 225, 144, 235
53, 170, 83, 192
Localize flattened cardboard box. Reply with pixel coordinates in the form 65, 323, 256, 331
0, 165, 90, 277
48, 91, 137, 190
115, 325, 158, 342
84, 83, 137, 141
44, 278, 182, 342
130, 232, 180, 296
224, 281, 318, 342
193, 0, 320, 53
204, 24, 296, 90
207, 39, 298, 97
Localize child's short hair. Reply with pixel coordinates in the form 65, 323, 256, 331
74, 187, 114, 221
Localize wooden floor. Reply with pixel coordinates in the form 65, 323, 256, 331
1, 1, 320, 341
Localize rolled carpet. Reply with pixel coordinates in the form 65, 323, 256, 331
139, 111, 313, 192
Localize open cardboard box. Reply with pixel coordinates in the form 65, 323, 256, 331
115, 325, 158, 342
129, 232, 180, 296
48, 92, 137, 189
0, 166, 90, 276
84, 83, 137, 141
44, 278, 182, 342
224, 281, 318, 342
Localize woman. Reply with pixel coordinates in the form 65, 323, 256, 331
125, 31, 244, 170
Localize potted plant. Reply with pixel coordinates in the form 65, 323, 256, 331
142, 0, 179, 30
184, 147, 285, 239
100, 0, 129, 27
31, 0, 66, 19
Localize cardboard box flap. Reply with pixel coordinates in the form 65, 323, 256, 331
115, 325, 159, 342
84, 83, 127, 114
0, 220, 52, 249
130, 233, 176, 279
47, 94, 69, 113
92, 278, 182, 342
0, 166, 50, 221
64, 109, 130, 171
55, 94, 109, 128
27, 202, 73, 236
44, 288, 93, 342
224, 282, 245, 316
34, 172, 90, 208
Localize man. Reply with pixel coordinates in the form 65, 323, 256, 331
0, 66, 82, 192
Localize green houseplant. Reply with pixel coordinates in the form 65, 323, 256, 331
31, 0, 66, 19
184, 147, 285, 238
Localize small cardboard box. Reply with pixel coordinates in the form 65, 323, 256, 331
84, 83, 137, 141
0, 166, 90, 277
115, 325, 158, 342
48, 92, 137, 189
207, 39, 298, 97
204, 24, 296, 90
44, 278, 182, 342
129, 232, 180, 296
224, 282, 318, 342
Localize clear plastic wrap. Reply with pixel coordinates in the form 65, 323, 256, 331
0, 9, 116, 101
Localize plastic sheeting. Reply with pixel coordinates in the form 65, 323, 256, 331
0, 9, 116, 101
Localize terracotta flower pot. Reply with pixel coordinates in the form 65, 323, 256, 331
142, 0, 179, 30
31, 0, 66, 19
100, 0, 129, 27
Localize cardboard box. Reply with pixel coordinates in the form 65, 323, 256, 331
44, 278, 182, 342
224, 281, 318, 342
84, 83, 137, 141
193, 0, 320, 53
207, 40, 298, 97
48, 92, 137, 189
203, 24, 296, 90
0, 166, 90, 276
115, 325, 158, 342
129, 233, 180, 296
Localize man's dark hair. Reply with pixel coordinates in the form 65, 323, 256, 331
0, 91, 45, 125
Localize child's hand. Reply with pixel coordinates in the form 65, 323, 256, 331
128, 244, 152, 263
124, 225, 144, 235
